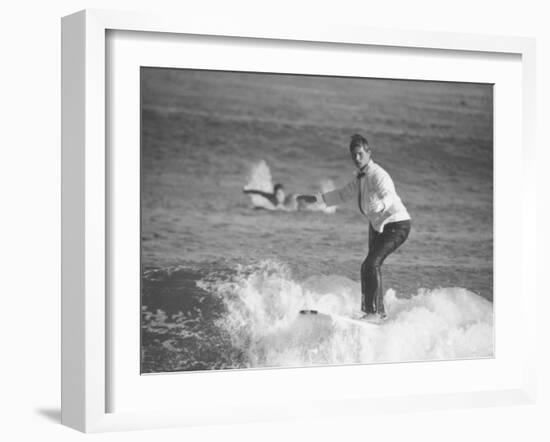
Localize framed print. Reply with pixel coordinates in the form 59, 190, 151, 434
61, 9, 537, 433
138, 68, 495, 375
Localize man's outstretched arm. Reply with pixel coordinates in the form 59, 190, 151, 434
297, 179, 357, 207
322, 179, 358, 206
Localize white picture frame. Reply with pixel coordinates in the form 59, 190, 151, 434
61, 9, 537, 433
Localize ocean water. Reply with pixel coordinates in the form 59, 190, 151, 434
140, 68, 493, 373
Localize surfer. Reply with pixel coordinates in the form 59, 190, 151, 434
243, 183, 298, 211
297, 134, 411, 321
243, 183, 286, 207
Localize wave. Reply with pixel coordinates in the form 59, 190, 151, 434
197, 260, 494, 368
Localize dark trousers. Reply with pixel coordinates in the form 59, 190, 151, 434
361, 220, 411, 315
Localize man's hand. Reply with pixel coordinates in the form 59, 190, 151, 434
296, 194, 318, 204
367, 198, 384, 213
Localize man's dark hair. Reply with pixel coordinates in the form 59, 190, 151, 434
349, 134, 370, 152
274, 183, 284, 192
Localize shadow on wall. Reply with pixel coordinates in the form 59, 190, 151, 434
34, 408, 61, 423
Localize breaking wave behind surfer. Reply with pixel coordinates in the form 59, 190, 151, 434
243, 160, 336, 213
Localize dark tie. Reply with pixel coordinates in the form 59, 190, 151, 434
357, 171, 367, 215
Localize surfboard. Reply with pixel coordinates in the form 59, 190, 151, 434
299, 310, 380, 328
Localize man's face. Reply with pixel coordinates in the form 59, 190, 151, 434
350, 145, 371, 170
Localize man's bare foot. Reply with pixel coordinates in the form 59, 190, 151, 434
359, 313, 379, 321
359, 312, 387, 323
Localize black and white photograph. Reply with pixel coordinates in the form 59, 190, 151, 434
140, 67, 493, 374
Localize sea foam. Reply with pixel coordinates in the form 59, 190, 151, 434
199, 260, 494, 368
244, 160, 275, 209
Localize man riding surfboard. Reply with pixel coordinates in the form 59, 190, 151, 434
297, 134, 411, 321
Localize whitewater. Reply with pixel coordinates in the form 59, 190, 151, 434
142, 260, 493, 372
